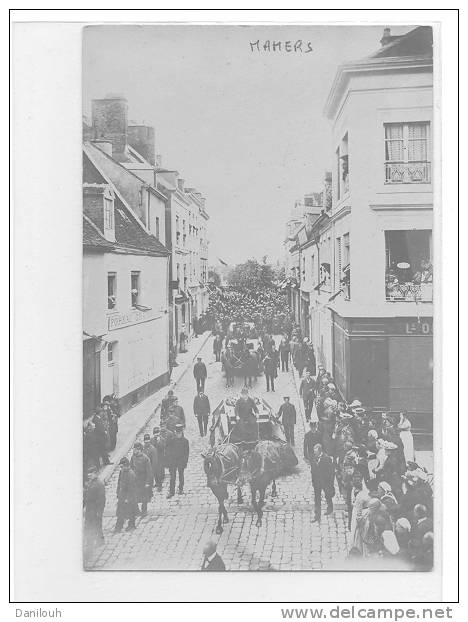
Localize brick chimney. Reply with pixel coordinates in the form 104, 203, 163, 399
177, 178, 185, 191
128, 124, 156, 165
91, 94, 128, 161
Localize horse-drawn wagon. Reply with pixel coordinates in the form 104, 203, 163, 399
203, 393, 297, 533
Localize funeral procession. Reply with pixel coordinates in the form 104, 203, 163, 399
82, 26, 434, 572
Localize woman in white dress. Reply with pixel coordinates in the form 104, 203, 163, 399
397, 411, 415, 463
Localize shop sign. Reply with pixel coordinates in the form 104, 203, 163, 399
108, 308, 155, 331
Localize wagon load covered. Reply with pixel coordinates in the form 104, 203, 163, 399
211, 389, 285, 446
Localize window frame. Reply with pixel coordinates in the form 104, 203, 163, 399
107, 272, 117, 310
384, 121, 431, 184
131, 271, 141, 308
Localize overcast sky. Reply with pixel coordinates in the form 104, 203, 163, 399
83, 24, 414, 265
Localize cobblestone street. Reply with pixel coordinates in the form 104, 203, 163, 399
86, 335, 351, 571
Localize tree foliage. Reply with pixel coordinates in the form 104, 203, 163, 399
227, 258, 277, 290
208, 269, 221, 287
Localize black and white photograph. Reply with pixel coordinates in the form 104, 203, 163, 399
81, 23, 435, 573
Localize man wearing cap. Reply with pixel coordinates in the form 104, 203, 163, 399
299, 371, 316, 422
303, 420, 322, 464
166, 424, 190, 498
310, 443, 335, 522
115, 457, 137, 532
130, 442, 153, 517
263, 350, 277, 392
143, 433, 158, 489
193, 357, 208, 393
161, 389, 176, 422
277, 397, 296, 446
151, 426, 165, 491
92, 408, 112, 467
194, 390, 211, 437
83, 466, 106, 553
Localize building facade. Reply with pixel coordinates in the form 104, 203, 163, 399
85, 94, 210, 360
82, 150, 171, 417
289, 27, 433, 435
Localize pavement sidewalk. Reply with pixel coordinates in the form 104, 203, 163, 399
99, 330, 212, 484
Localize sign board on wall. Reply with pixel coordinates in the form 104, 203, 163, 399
108, 308, 161, 331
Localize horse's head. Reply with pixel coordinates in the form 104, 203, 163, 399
202, 448, 222, 486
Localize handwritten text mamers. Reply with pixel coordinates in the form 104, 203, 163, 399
250, 40, 313, 54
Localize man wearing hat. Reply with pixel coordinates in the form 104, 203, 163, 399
150, 426, 165, 491
277, 397, 297, 446
193, 357, 208, 393
83, 466, 106, 554
299, 371, 316, 422
143, 433, 158, 489
165, 423, 190, 498
263, 350, 277, 392
130, 442, 153, 517
193, 390, 211, 437
310, 443, 335, 522
115, 457, 137, 532
303, 420, 322, 464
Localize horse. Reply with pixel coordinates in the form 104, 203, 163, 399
202, 443, 242, 534
237, 440, 298, 527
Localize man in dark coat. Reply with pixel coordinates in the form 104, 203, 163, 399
102, 402, 118, 451
310, 443, 335, 522
166, 424, 190, 498
299, 371, 316, 422
193, 390, 211, 437
213, 335, 223, 362
305, 345, 316, 376
115, 457, 137, 531
201, 540, 226, 571
167, 397, 186, 428
303, 421, 322, 464
279, 338, 290, 372
161, 389, 176, 422
83, 422, 100, 474
150, 426, 165, 491
263, 351, 277, 392
84, 466, 106, 552
143, 434, 158, 488
92, 409, 112, 466
193, 357, 208, 392
277, 396, 296, 445
130, 442, 153, 517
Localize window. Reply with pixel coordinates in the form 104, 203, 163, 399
384, 122, 430, 183
302, 257, 306, 281
104, 197, 114, 231
385, 230, 432, 301
107, 272, 117, 310
131, 271, 140, 307
334, 133, 349, 202
335, 237, 342, 289
343, 233, 350, 299
107, 341, 117, 365
176, 263, 180, 282
155, 217, 160, 240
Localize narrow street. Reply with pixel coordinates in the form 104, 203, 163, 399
87, 335, 350, 571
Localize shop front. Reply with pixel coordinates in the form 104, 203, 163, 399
332, 314, 433, 434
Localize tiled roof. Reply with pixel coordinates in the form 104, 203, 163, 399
83, 215, 114, 250
113, 197, 169, 256
83, 149, 170, 257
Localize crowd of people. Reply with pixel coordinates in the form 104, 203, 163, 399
294, 350, 434, 569
206, 286, 293, 335
83, 317, 433, 571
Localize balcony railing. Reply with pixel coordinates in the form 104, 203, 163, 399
386, 282, 433, 302
385, 161, 431, 184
